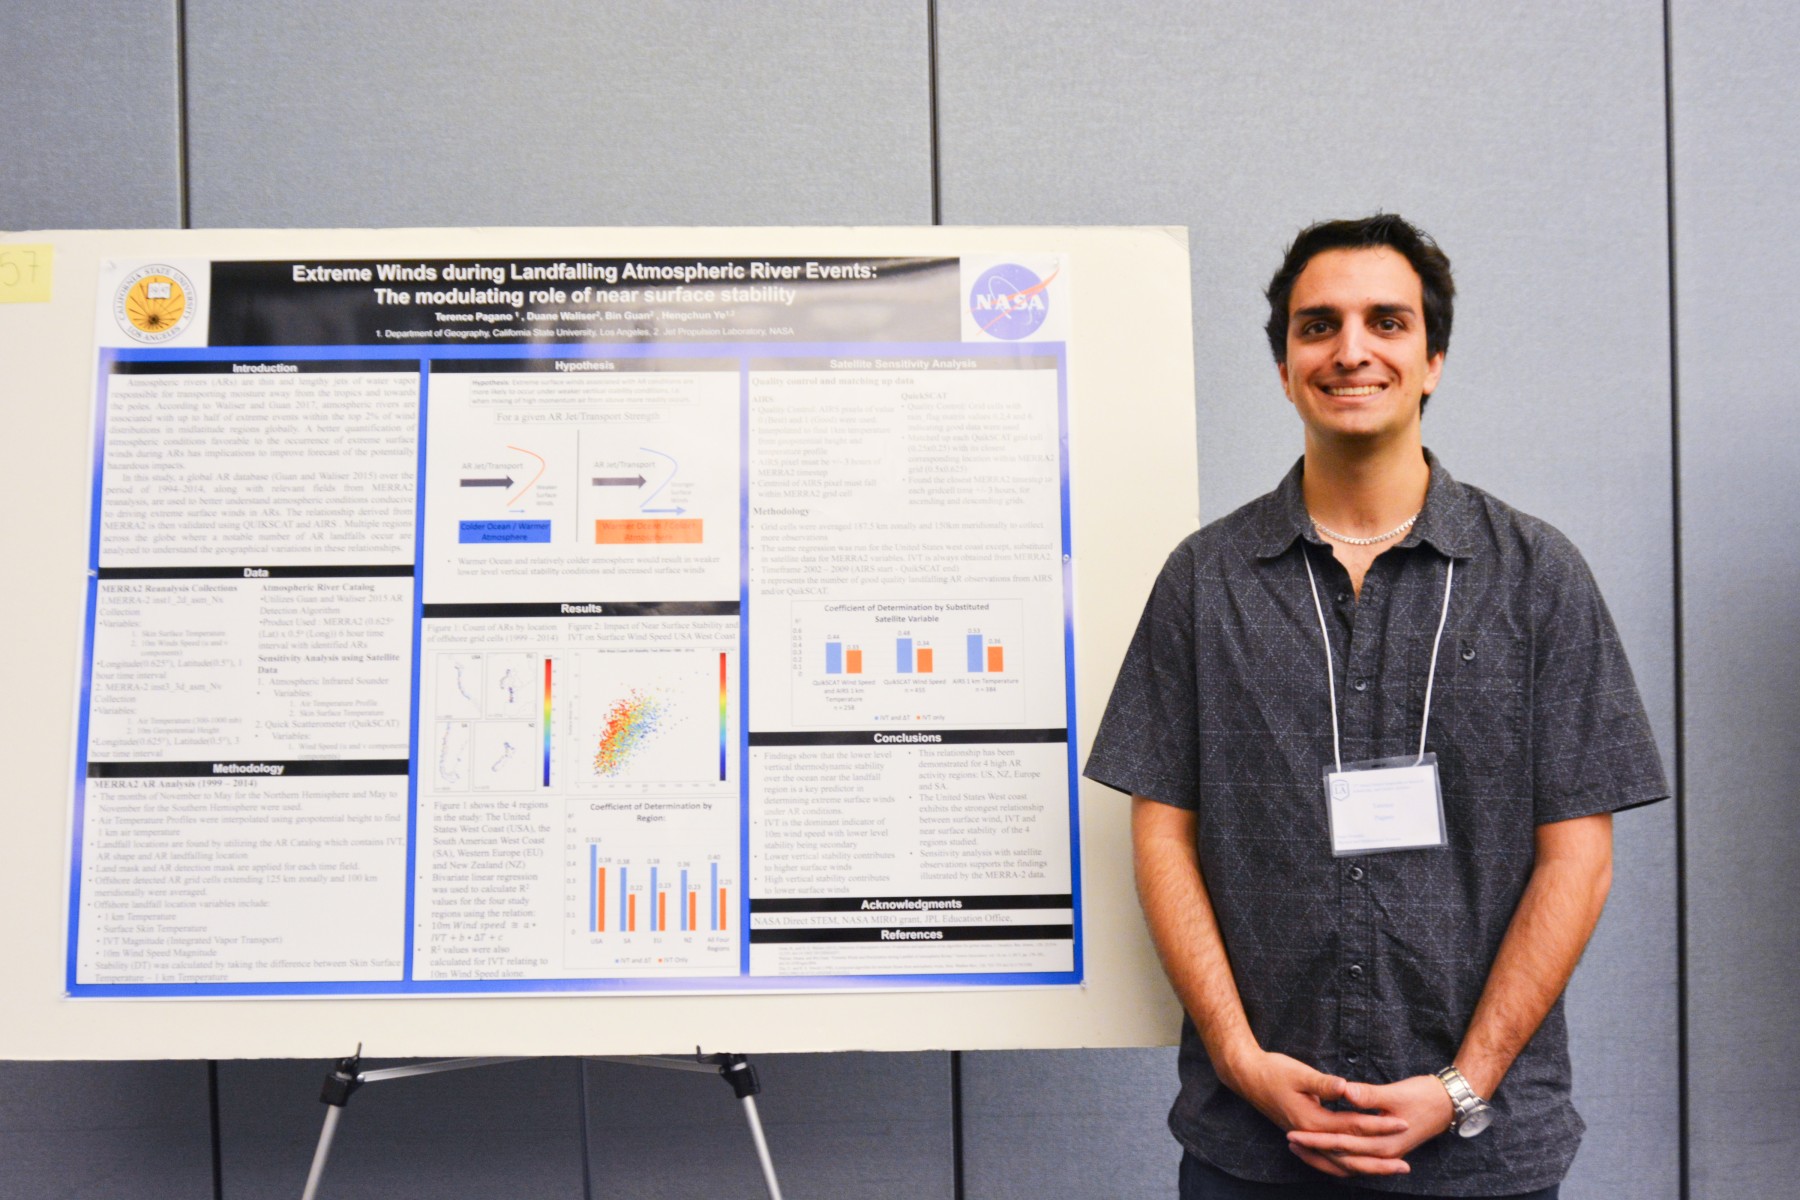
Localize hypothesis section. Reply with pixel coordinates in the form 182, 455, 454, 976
420, 357, 740, 605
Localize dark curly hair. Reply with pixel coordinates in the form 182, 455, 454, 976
1264, 215, 1456, 397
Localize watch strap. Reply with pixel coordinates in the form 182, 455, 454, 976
1435, 1065, 1487, 1130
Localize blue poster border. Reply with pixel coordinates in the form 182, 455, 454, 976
67, 338, 1080, 998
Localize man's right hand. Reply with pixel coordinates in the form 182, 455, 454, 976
1131, 800, 1410, 1174
1221, 1049, 1411, 1158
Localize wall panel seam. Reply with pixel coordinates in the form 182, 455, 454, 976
175, 0, 192, 228
927, 0, 943, 225
1661, 2, 1691, 1197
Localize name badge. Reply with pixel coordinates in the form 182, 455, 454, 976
1324, 752, 1447, 856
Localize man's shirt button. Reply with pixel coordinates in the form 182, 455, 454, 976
1345, 1052, 1361, 1065
1347, 963, 1365, 980
1335, 591, 1349, 604
1348, 865, 1365, 881
1352, 678, 1369, 693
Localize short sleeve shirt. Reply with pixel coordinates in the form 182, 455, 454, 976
1084, 452, 1668, 1195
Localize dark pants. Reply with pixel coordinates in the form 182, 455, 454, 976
1179, 1152, 1560, 1200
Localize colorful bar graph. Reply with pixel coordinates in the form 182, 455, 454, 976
917, 646, 933, 673
896, 636, 913, 673
964, 633, 1007, 673
589, 857, 732, 938
826, 641, 843, 674
845, 648, 862, 674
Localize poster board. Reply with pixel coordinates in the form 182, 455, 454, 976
0, 226, 1197, 1058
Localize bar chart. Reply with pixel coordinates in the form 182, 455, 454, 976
790, 598, 1028, 726
965, 632, 1005, 674
562, 838, 739, 975
586, 847, 732, 935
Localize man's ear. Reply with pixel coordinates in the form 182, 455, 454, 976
1277, 360, 1291, 395
1424, 352, 1444, 395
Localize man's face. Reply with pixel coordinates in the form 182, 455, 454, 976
1277, 246, 1443, 444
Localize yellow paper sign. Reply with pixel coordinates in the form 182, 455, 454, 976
0, 244, 53, 303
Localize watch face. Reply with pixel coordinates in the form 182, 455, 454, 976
1457, 1103, 1495, 1138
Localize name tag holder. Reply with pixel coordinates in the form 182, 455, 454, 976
1302, 546, 1455, 857
1325, 752, 1448, 856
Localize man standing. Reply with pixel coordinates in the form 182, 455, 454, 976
1085, 215, 1666, 1197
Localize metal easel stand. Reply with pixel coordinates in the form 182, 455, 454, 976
300, 1047, 783, 1200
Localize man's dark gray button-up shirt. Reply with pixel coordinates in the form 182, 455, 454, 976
1085, 452, 1667, 1194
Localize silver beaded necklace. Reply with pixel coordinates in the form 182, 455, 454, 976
1311, 511, 1421, 546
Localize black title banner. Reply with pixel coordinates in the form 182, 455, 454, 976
207, 257, 961, 347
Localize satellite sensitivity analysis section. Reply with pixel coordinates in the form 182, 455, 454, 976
69, 252, 1078, 997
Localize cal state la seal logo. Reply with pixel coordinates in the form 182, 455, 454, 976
968, 263, 1055, 340
114, 264, 196, 343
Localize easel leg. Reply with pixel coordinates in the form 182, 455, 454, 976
299, 1105, 342, 1200
589, 1051, 786, 1199
301, 1049, 364, 1200
299, 1050, 781, 1199
738, 1092, 784, 1200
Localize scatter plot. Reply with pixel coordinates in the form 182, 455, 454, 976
592, 690, 667, 777
572, 650, 729, 788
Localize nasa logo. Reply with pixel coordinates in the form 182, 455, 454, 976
969, 263, 1054, 340
114, 264, 197, 344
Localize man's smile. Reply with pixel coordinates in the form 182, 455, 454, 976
1322, 384, 1386, 397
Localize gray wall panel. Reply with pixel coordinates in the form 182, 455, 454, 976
584, 1053, 952, 1200
0, 1061, 212, 1199
1671, 1, 1800, 1195
0, 5, 182, 229
219, 1058, 583, 1199
938, 4, 1678, 1195
962, 1049, 1179, 1199
183, 1, 931, 227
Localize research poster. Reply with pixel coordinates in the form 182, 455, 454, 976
70, 251, 1080, 997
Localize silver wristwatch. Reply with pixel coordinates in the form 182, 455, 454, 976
1435, 1066, 1494, 1138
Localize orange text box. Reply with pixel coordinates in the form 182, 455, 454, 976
595, 518, 704, 545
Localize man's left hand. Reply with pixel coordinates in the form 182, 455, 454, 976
1284, 1075, 1455, 1178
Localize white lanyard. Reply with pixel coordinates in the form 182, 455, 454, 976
1301, 547, 1455, 773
